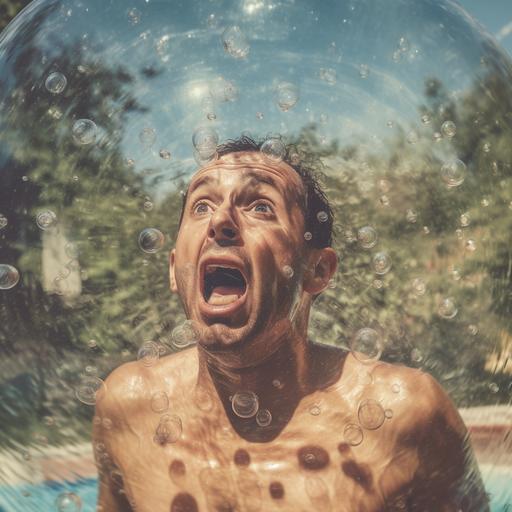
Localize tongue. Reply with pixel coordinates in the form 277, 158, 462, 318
208, 286, 243, 306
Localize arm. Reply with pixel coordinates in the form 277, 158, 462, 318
408, 374, 489, 511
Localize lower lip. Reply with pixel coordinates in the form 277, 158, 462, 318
199, 291, 248, 319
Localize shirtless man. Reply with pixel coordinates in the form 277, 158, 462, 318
93, 137, 489, 512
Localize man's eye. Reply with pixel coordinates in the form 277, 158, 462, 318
193, 202, 211, 215
252, 202, 273, 213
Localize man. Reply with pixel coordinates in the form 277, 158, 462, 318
93, 136, 488, 511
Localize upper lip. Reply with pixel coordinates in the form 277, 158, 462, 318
199, 255, 249, 300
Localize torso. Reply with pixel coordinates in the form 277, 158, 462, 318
95, 348, 440, 512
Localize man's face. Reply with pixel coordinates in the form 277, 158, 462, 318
170, 151, 308, 352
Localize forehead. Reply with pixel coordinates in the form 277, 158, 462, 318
189, 151, 304, 192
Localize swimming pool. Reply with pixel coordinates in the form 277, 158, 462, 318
0, 466, 510, 511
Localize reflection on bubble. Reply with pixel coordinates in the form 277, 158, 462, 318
222, 26, 250, 59
45, 72, 67, 94
151, 391, 169, 413
441, 159, 466, 188
75, 376, 104, 405
0, 264, 20, 290
138, 228, 164, 253
441, 120, 456, 138
127, 7, 141, 25
343, 423, 363, 446
72, 119, 97, 145
232, 391, 259, 418
137, 340, 160, 366
275, 82, 300, 111
358, 399, 385, 430
36, 210, 57, 230
351, 327, 382, 364
319, 67, 337, 85
372, 252, 392, 275
171, 320, 199, 349
438, 297, 458, 319
260, 138, 286, 162
154, 414, 182, 445
139, 127, 157, 147
192, 126, 219, 160
357, 226, 377, 249
55, 491, 82, 512
256, 408, 272, 427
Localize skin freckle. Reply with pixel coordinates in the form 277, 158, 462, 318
269, 481, 285, 499
170, 492, 199, 512
297, 445, 330, 470
233, 448, 251, 466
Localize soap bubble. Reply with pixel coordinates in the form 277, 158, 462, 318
171, 320, 199, 349
317, 211, 328, 223
411, 277, 427, 296
55, 492, 82, 512
159, 149, 171, 160
72, 119, 97, 145
256, 408, 272, 427
151, 391, 169, 413
127, 7, 141, 25
192, 126, 219, 160
232, 391, 259, 418
36, 210, 57, 230
275, 82, 300, 112
304, 232, 313, 241
440, 159, 466, 188
319, 68, 337, 85
75, 376, 104, 405
221, 26, 250, 59
350, 327, 383, 363
0, 214, 7, 229
138, 228, 165, 253
438, 297, 458, 319
154, 414, 182, 445
358, 399, 385, 430
357, 226, 378, 249
139, 127, 157, 147
260, 138, 286, 162
45, 71, 67, 94
137, 340, 160, 366
441, 120, 457, 138
343, 423, 363, 446
209, 76, 239, 102
0, 264, 20, 290
282, 265, 294, 279
372, 252, 392, 275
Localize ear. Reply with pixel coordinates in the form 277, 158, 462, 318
303, 247, 338, 296
169, 249, 178, 292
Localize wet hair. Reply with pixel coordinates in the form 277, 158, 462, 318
179, 135, 333, 248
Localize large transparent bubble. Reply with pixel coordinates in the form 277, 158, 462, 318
0, 0, 511, 509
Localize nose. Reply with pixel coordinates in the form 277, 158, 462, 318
207, 204, 241, 245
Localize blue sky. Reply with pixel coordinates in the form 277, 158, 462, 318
458, 0, 512, 56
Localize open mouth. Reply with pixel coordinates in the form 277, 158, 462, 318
203, 264, 247, 306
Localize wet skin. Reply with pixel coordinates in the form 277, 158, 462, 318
93, 152, 489, 511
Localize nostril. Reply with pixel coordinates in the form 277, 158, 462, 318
222, 227, 236, 239
208, 227, 216, 239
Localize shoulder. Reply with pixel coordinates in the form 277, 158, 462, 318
94, 346, 198, 425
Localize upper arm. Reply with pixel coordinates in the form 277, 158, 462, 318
409, 373, 489, 511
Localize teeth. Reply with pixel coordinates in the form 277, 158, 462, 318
208, 293, 240, 306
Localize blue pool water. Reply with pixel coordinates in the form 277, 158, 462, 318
0, 468, 511, 511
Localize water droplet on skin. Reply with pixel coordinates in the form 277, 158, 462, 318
75, 376, 104, 405
0, 264, 20, 290
441, 120, 456, 138
56, 492, 82, 512
350, 328, 382, 364
138, 228, 164, 253
309, 404, 321, 416
45, 72, 67, 94
192, 126, 219, 160
256, 408, 272, 426
438, 297, 458, 319
357, 226, 378, 249
137, 341, 160, 366
317, 211, 328, 223
441, 159, 466, 188
151, 391, 170, 413
72, 119, 97, 145
260, 138, 286, 162
232, 391, 259, 418
221, 26, 250, 59
343, 423, 363, 446
391, 383, 400, 393
275, 82, 300, 111
153, 414, 182, 445
384, 409, 393, 419
358, 399, 385, 430
372, 252, 392, 275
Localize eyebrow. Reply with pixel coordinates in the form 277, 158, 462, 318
242, 170, 280, 189
187, 174, 218, 195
